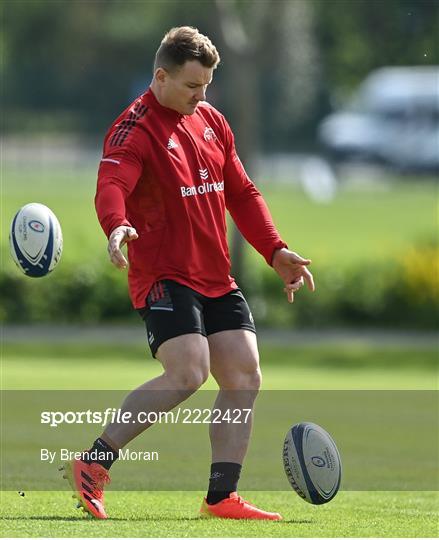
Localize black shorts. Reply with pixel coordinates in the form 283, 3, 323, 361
137, 279, 256, 357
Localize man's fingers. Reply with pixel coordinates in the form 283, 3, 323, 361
108, 226, 139, 268
126, 228, 139, 241
290, 276, 304, 289
303, 267, 315, 292
284, 287, 294, 303
110, 226, 138, 243
108, 227, 138, 269
275, 249, 315, 301
108, 233, 125, 268
284, 272, 313, 302
290, 252, 312, 266
114, 254, 128, 269
108, 246, 128, 269
114, 228, 138, 248
284, 280, 303, 303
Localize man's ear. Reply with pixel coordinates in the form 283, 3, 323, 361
154, 67, 168, 85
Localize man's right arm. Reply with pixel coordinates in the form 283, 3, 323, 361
95, 148, 143, 237
95, 143, 145, 268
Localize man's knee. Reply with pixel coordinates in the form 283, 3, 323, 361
158, 334, 210, 391
166, 363, 209, 390
209, 330, 262, 391
250, 367, 262, 391
235, 367, 262, 391
219, 364, 262, 391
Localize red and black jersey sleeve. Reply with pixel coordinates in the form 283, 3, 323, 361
95, 101, 150, 238
221, 118, 287, 266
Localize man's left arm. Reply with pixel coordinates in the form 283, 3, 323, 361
223, 130, 315, 302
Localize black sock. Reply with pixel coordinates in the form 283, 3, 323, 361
82, 438, 118, 470
206, 462, 242, 505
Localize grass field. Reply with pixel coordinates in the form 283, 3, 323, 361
2, 166, 437, 269
1, 340, 437, 537
2, 341, 437, 390
1, 164, 438, 537
1, 490, 437, 538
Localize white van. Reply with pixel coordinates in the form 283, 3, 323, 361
318, 66, 439, 171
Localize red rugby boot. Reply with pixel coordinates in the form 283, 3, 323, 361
200, 492, 282, 520
61, 458, 110, 519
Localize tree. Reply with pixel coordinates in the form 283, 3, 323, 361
214, 0, 319, 281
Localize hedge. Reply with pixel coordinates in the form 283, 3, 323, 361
2, 245, 437, 329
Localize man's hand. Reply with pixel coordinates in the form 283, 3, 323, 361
272, 248, 315, 303
107, 226, 138, 269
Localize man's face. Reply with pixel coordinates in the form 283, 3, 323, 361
156, 60, 214, 115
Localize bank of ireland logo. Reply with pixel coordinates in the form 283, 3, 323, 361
199, 168, 209, 180
203, 127, 216, 142
181, 167, 224, 198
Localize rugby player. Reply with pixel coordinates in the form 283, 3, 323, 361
63, 26, 314, 520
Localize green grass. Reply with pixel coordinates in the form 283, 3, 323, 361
2, 164, 438, 536
259, 179, 438, 266
1, 490, 437, 537
2, 166, 437, 271
1, 342, 438, 536
2, 342, 437, 390
1, 340, 437, 537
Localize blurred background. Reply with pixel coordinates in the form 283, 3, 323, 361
1, 0, 438, 392
1, 5, 438, 536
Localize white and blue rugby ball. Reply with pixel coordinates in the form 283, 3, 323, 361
9, 203, 63, 278
283, 422, 341, 505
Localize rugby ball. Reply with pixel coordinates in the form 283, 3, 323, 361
9, 203, 63, 277
283, 422, 341, 505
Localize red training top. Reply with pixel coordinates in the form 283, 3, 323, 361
95, 88, 287, 308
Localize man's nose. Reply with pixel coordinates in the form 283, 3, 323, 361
196, 87, 206, 101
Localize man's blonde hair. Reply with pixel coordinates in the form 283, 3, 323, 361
154, 26, 220, 72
